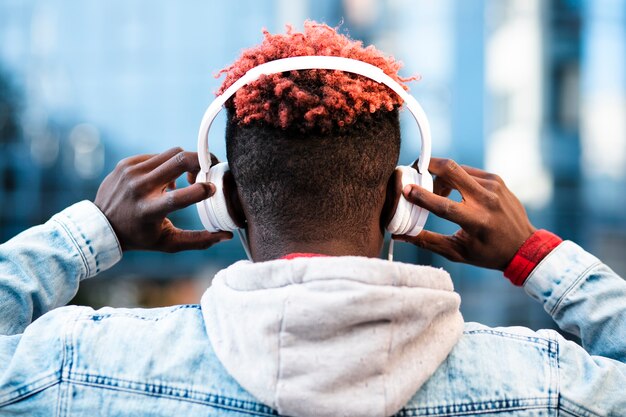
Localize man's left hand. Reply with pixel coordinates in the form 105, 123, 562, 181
394, 158, 535, 270
94, 147, 233, 252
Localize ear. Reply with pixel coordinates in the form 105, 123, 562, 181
380, 168, 403, 232
222, 170, 247, 228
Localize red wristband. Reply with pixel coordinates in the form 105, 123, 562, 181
504, 229, 563, 286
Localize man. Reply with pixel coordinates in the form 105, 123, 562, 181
1, 22, 625, 417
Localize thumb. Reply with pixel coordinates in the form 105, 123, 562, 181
402, 184, 466, 225
394, 230, 464, 263
159, 228, 233, 253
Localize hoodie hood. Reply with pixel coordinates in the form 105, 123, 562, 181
201, 256, 463, 417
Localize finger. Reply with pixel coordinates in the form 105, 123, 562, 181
459, 164, 502, 181
116, 154, 154, 169
394, 230, 464, 262
187, 153, 219, 185
411, 158, 462, 198
145, 151, 201, 187
167, 180, 177, 191
428, 158, 487, 197
136, 147, 184, 171
433, 179, 497, 201
159, 228, 233, 253
403, 184, 478, 227
444, 163, 504, 197
146, 182, 216, 218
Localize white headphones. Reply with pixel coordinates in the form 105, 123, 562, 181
195, 56, 433, 258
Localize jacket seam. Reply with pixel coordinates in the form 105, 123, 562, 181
549, 333, 559, 411
56, 308, 70, 417
463, 329, 551, 349
79, 304, 201, 322
57, 308, 79, 417
65, 372, 278, 416
554, 335, 560, 412
559, 396, 603, 417
549, 261, 602, 317
66, 208, 110, 276
396, 396, 557, 416
0, 373, 61, 407
51, 218, 89, 279
555, 337, 602, 417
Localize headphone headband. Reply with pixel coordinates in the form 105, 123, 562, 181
197, 56, 432, 174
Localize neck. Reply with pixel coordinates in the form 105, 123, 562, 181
247, 228, 385, 262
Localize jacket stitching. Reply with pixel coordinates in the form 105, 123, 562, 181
396, 396, 557, 416
559, 396, 603, 417
51, 219, 89, 279
66, 372, 278, 416
552, 335, 560, 412
555, 336, 603, 417
79, 304, 201, 322
0, 373, 61, 407
550, 261, 603, 317
68, 214, 100, 275
60, 309, 80, 417
463, 329, 551, 349
546, 334, 558, 410
56, 307, 72, 417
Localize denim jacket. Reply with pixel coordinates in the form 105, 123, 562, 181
0, 201, 625, 416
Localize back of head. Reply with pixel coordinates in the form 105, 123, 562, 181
219, 22, 415, 253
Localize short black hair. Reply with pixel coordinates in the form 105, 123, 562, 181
226, 109, 401, 247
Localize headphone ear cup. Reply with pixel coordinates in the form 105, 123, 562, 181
386, 165, 433, 237
195, 162, 239, 232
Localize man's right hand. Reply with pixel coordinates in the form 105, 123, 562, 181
94, 147, 232, 253
394, 158, 536, 271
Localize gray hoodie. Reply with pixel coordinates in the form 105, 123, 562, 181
201, 256, 464, 417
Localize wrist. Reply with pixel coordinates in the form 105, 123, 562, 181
93, 202, 128, 252
504, 229, 563, 286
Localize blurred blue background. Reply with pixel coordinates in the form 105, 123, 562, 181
0, 0, 625, 332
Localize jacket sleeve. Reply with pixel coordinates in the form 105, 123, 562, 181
524, 241, 626, 415
0, 201, 122, 336
524, 240, 626, 362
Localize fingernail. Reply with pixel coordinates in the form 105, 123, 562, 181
206, 182, 216, 195
219, 232, 234, 242
403, 184, 413, 197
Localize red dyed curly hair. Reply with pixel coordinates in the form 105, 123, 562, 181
216, 21, 417, 132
